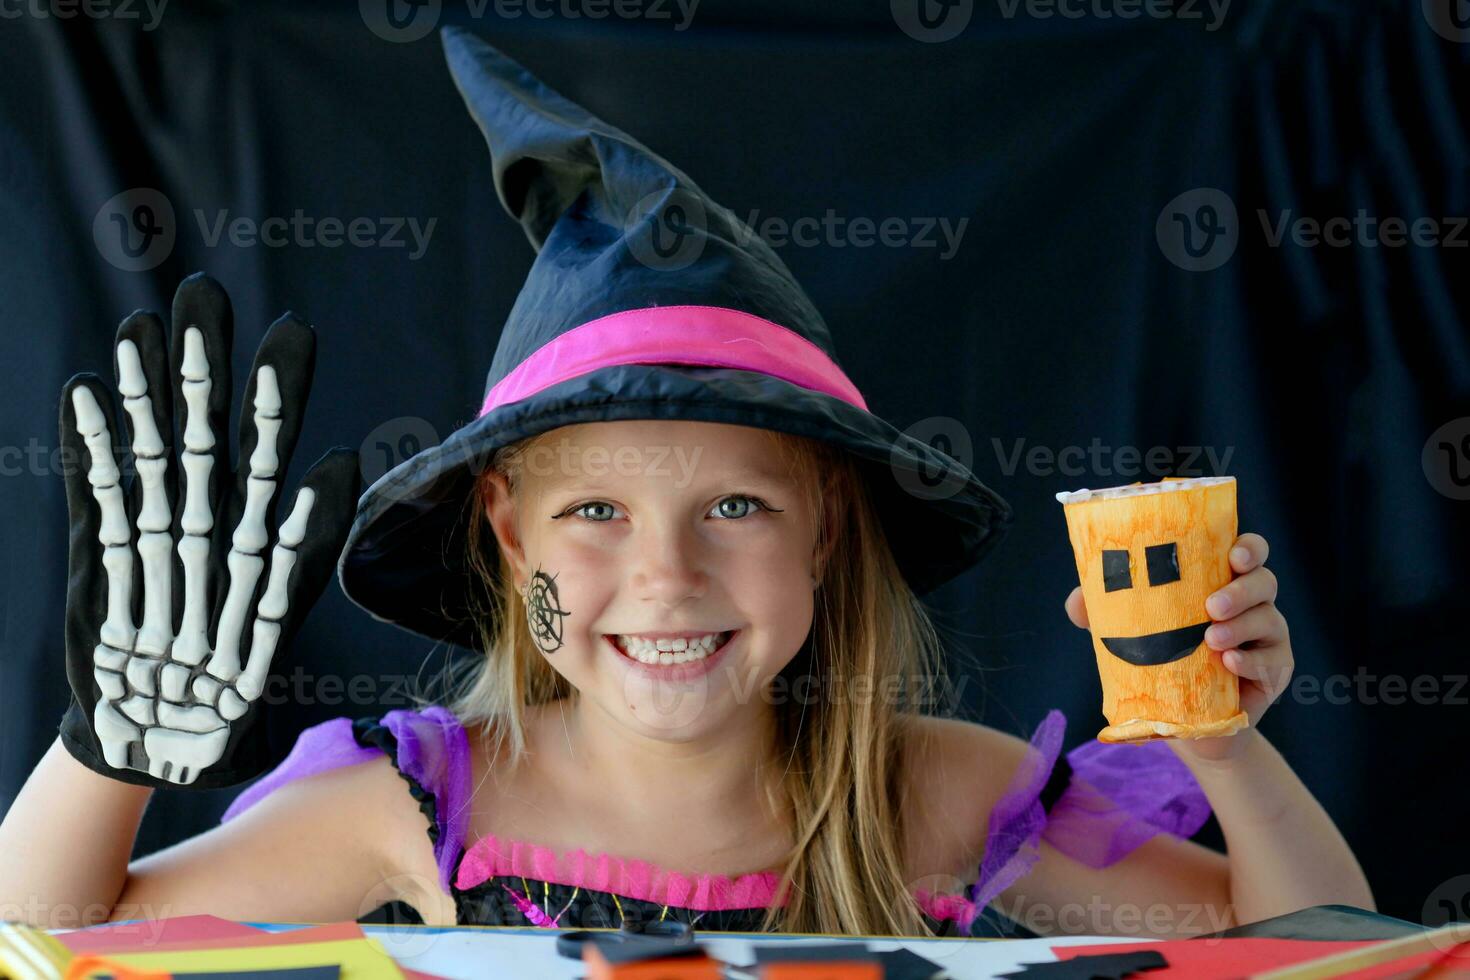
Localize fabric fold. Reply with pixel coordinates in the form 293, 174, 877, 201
949, 709, 1212, 934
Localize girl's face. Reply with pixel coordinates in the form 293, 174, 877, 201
485, 419, 827, 740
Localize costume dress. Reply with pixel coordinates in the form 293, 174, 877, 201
223, 705, 1211, 937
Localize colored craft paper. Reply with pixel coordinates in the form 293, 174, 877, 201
1055, 937, 1470, 978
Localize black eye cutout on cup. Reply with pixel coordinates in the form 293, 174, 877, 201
1145, 542, 1181, 585
1102, 549, 1132, 592
1102, 543, 1182, 592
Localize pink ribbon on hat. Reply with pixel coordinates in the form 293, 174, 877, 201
478, 304, 868, 417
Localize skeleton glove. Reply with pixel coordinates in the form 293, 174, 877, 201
57, 274, 361, 788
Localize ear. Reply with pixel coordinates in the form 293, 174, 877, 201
481, 469, 529, 589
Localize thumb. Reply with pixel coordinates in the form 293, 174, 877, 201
1064, 586, 1090, 629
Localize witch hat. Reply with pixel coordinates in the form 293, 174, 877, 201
336, 26, 1012, 650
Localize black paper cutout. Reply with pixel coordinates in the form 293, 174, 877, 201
1101, 621, 1210, 667
1102, 549, 1133, 592
1145, 542, 1181, 586
752, 942, 875, 963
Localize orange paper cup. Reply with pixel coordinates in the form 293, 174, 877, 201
1057, 476, 1249, 744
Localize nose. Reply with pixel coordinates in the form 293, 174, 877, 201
630, 519, 708, 607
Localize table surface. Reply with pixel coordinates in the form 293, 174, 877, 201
327, 923, 1145, 979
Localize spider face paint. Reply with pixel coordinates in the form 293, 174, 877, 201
525, 567, 571, 655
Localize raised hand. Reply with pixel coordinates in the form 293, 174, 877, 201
57, 274, 360, 788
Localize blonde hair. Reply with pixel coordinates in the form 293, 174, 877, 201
449, 426, 958, 935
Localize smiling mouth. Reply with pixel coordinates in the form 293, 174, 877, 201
604, 631, 738, 667
1101, 622, 1210, 667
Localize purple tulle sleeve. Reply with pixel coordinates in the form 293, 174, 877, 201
221, 706, 472, 894
956, 709, 1212, 934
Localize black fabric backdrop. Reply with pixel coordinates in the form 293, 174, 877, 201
2, 0, 1466, 927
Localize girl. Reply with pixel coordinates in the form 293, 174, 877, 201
0, 28, 1372, 939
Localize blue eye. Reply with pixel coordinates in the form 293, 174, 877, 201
710, 495, 770, 520
570, 501, 621, 522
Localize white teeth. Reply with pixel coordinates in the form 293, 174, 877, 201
612, 631, 730, 665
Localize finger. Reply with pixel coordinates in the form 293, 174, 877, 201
65, 380, 143, 768
169, 273, 232, 534
1230, 533, 1268, 573
1222, 646, 1294, 702
68, 383, 136, 654
1206, 566, 1277, 619
171, 274, 232, 667
1205, 604, 1287, 650
229, 485, 316, 717
58, 373, 117, 680
1064, 586, 1089, 629
207, 314, 317, 684
115, 315, 175, 674
201, 364, 279, 687
273, 449, 361, 626
234, 313, 318, 535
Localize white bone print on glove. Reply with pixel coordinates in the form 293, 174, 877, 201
71, 329, 314, 785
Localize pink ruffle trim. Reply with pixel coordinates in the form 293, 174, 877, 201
455, 833, 789, 912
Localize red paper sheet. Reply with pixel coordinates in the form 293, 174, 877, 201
58, 914, 264, 953
1055, 937, 1470, 979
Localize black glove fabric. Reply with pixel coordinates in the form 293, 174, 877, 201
57, 272, 361, 788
